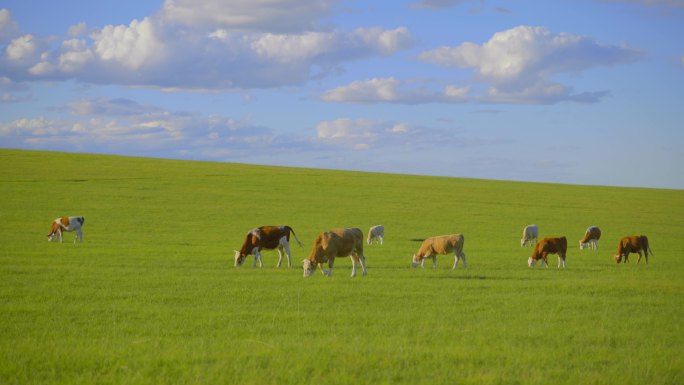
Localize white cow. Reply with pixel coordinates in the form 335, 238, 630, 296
579, 226, 601, 250
47, 216, 85, 243
520, 224, 538, 247
367, 225, 384, 245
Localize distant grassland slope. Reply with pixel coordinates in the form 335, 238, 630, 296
1, 149, 682, 385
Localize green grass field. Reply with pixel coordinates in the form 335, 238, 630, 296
1, 149, 682, 385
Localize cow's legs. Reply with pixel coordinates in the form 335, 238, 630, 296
352, 252, 367, 276
453, 251, 466, 269
558, 255, 566, 269
327, 259, 334, 276
379, 236, 383, 245
253, 250, 263, 268
75, 228, 83, 243
350, 255, 357, 277
432, 255, 437, 269
283, 242, 292, 268
636, 251, 643, 264
276, 246, 285, 268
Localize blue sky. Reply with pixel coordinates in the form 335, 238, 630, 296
1, 0, 682, 189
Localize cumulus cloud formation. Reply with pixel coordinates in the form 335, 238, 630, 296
321, 77, 469, 104
417, 25, 641, 103
0, 5, 412, 90
0, 97, 275, 157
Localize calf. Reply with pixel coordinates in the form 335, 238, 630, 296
521, 224, 538, 247
579, 226, 601, 250
528, 236, 567, 268
367, 225, 384, 245
614, 235, 652, 264
303, 228, 367, 277
47, 216, 84, 243
234, 226, 302, 268
411, 234, 466, 270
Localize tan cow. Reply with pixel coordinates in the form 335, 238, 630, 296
614, 235, 652, 264
302, 228, 367, 277
579, 226, 601, 250
411, 234, 466, 269
528, 236, 568, 268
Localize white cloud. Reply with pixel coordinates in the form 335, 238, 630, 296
418, 25, 642, 103
0, 97, 276, 157
5, 34, 38, 61
68, 22, 87, 37
322, 77, 469, 104
0, 8, 19, 42
92, 17, 165, 71
0, 9, 412, 90
159, 0, 338, 32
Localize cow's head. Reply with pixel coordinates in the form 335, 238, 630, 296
579, 241, 588, 250
302, 259, 316, 277
234, 250, 246, 267
614, 253, 623, 264
528, 257, 536, 267
411, 254, 421, 268
47, 225, 61, 242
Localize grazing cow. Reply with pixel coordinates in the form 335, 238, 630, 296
579, 226, 602, 250
528, 236, 567, 268
234, 226, 302, 268
614, 235, 652, 264
47, 216, 85, 243
521, 224, 538, 247
303, 228, 367, 277
367, 225, 384, 245
411, 234, 466, 270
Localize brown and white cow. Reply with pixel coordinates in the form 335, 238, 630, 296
302, 228, 367, 277
579, 226, 601, 250
234, 226, 302, 268
47, 216, 84, 243
528, 236, 567, 268
411, 234, 466, 270
367, 224, 384, 245
614, 235, 652, 264
520, 224, 538, 247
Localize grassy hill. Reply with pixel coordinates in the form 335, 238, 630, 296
1, 149, 682, 384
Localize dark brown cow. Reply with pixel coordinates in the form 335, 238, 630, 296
614, 235, 652, 264
579, 226, 602, 250
234, 226, 302, 268
302, 228, 367, 277
528, 236, 568, 268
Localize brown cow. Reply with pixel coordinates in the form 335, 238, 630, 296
579, 226, 602, 250
234, 226, 302, 268
614, 235, 652, 264
411, 234, 466, 269
302, 228, 367, 277
528, 236, 567, 268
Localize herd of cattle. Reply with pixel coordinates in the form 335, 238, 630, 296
47, 216, 653, 277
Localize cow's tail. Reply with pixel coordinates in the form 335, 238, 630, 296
644, 236, 654, 257
288, 226, 303, 248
